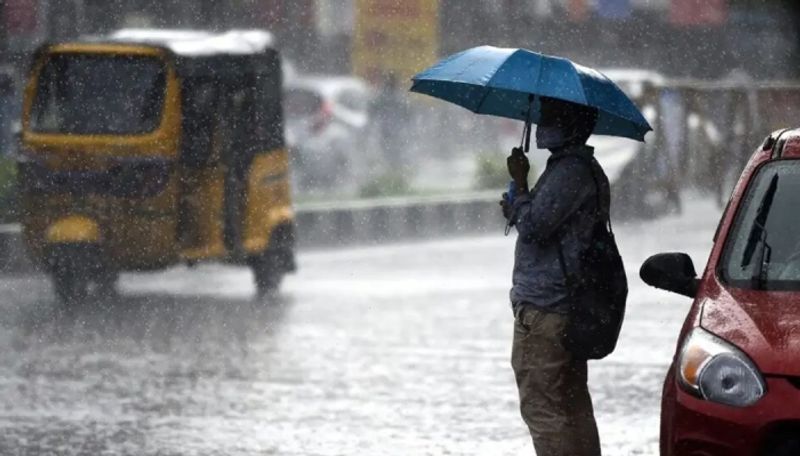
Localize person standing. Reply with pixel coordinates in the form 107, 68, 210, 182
500, 96, 607, 456
370, 72, 411, 169
657, 88, 686, 214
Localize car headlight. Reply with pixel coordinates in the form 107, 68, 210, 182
677, 327, 766, 407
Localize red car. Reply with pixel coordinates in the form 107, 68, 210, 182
641, 128, 800, 456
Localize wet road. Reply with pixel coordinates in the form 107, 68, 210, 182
0, 198, 721, 455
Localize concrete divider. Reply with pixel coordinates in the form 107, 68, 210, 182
0, 191, 507, 273
295, 191, 504, 248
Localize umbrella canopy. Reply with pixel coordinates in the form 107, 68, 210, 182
410, 46, 652, 142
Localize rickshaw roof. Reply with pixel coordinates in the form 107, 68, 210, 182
99, 29, 276, 57
61, 28, 282, 79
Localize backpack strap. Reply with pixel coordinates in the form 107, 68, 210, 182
584, 159, 614, 234
550, 151, 611, 230
554, 153, 613, 291
561, 152, 613, 234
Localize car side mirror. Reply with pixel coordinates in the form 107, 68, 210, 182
640, 252, 700, 298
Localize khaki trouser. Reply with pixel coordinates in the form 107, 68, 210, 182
511, 305, 601, 456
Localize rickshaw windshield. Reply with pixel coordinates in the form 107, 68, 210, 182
30, 54, 166, 135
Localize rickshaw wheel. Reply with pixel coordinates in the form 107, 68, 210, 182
250, 224, 296, 296
251, 251, 284, 296
94, 271, 119, 298
47, 244, 105, 304
52, 270, 89, 304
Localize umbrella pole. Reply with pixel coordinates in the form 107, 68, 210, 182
520, 94, 535, 152
519, 122, 528, 151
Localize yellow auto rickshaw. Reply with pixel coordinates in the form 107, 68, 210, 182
17, 29, 296, 301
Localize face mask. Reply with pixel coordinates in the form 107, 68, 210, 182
535, 125, 566, 149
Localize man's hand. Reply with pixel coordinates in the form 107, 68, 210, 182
507, 147, 530, 192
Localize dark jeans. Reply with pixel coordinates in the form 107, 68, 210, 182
511, 305, 601, 456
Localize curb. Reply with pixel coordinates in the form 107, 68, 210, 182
0, 223, 36, 273
0, 193, 505, 274
295, 192, 502, 248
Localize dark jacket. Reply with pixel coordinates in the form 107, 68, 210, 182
509, 145, 608, 312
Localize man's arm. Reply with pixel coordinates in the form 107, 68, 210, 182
510, 157, 594, 244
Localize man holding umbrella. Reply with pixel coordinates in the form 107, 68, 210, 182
501, 96, 605, 456
411, 46, 649, 455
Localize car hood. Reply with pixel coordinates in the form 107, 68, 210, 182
701, 285, 800, 376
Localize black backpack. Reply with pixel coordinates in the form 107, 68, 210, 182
557, 156, 628, 360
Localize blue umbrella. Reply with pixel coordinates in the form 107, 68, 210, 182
410, 46, 652, 143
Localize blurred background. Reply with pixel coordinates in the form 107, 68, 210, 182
1, 0, 799, 214
2, 0, 798, 76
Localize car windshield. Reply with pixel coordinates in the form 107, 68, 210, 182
721, 160, 800, 290
30, 54, 166, 135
